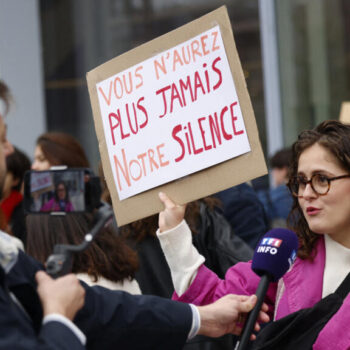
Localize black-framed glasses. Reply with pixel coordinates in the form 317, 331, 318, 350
288, 173, 350, 198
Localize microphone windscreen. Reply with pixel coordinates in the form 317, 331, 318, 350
251, 228, 298, 282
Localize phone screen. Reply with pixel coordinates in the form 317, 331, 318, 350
24, 169, 86, 213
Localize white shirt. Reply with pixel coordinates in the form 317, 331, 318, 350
322, 234, 350, 297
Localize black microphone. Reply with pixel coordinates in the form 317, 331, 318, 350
235, 228, 298, 350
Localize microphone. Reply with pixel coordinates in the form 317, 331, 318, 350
236, 228, 298, 350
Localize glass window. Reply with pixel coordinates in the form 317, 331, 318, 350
40, 0, 265, 169
276, 0, 350, 146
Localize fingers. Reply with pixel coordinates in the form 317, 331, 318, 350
235, 295, 269, 323
226, 294, 269, 340
235, 295, 257, 313
36, 272, 85, 320
158, 192, 186, 232
158, 192, 186, 212
250, 334, 257, 341
258, 309, 270, 323
197, 294, 270, 339
35, 270, 52, 285
260, 301, 269, 312
159, 192, 176, 209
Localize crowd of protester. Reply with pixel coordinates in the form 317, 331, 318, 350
1, 69, 349, 350
0, 80, 270, 350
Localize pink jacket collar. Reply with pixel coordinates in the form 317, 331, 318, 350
275, 236, 325, 319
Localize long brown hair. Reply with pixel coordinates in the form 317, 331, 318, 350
26, 213, 138, 282
287, 120, 350, 259
36, 132, 89, 168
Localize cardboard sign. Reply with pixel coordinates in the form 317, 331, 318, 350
95, 25, 251, 200
87, 6, 267, 226
340, 102, 350, 124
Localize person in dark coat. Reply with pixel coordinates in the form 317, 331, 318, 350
257, 148, 293, 228
214, 183, 269, 249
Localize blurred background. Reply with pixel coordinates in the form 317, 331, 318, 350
0, 0, 349, 183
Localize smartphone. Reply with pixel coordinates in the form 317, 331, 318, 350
23, 168, 102, 214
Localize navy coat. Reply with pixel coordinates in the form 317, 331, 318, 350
4, 251, 192, 350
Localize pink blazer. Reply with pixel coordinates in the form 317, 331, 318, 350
173, 237, 350, 349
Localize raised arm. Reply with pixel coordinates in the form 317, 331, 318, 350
157, 192, 277, 315
157, 192, 205, 296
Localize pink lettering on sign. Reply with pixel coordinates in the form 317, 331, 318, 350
108, 97, 148, 146
113, 144, 170, 191
98, 65, 144, 106
95, 25, 251, 200
171, 101, 245, 162
153, 31, 221, 80
156, 56, 222, 118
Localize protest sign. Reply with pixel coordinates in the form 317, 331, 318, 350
87, 6, 267, 225
340, 102, 350, 123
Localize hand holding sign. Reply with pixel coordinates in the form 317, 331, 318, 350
158, 192, 186, 233
87, 6, 267, 226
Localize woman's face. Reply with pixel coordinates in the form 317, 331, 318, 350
298, 143, 350, 247
32, 145, 51, 171
56, 184, 66, 200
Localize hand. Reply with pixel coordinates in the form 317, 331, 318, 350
158, 192, 186, 232
197, 294, 270, 339
36, 271, 85, 321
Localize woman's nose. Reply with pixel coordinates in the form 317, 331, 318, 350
301, 182, 317, 199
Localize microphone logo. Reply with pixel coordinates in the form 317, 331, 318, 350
256, 237, 283, 255
288, 249, 297, 268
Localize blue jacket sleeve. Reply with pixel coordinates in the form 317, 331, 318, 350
7, 250, 192, 350
0, 278, 84, 350
75, 283, 192, 350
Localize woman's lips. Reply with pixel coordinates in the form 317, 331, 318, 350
306, 207, 321, 215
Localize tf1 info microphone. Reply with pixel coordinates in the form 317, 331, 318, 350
236, 228, 298, 350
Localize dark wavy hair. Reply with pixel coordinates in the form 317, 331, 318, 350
6, 146, 31, 192
26, 213, 138, 282
287, 120, 350, 260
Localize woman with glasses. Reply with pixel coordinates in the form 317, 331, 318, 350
40, 181, 74, 212
156, 120, 350, 349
